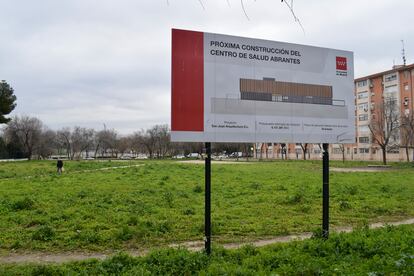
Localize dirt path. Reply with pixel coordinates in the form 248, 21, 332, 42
178, 160, 253, 165
331, 167, 395, 172
1, 218, 413, 264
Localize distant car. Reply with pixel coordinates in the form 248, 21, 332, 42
230, 152, 242, 158
173, 155, 185, 159
83, 157, 95, 160
187, 153, 200, 158
217, 154, 228, 160
135, 155, 148, 159
120, 156, 132, 160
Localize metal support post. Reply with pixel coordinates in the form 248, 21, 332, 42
322, 143, 329, 239
205, 142, 211, 254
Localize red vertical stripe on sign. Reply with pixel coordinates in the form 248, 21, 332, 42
171, 29, 204, 131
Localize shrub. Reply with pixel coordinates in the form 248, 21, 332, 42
77, 190, 88, 199
162, 191, 174, 207
345, 185, 358, 195
127, 216, 138, 226
183, 208, 195, 216
286, 192, 304, 204
339, 200, 351, 210
32, 226, 55, 241
11, 197, 34, 211
193, 185, 203, 193
78, 230, 100, 243
116, 226, 133, 241
249, 182, 261, 190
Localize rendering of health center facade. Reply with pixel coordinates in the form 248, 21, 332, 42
255, 63, 414, 161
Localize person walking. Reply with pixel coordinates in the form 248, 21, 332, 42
57, 159, 64, 174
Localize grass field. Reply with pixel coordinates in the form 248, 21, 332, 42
1, 224, 413, 275
0, 159, 413, 253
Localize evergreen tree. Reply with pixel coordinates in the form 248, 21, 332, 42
0, 80, 17, 124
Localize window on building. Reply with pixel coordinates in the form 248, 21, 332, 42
404, 97, 409, 106
384, 85, 398, 94
358, 114, 368, 121
358, 91, 368, 99
354, 148, 357, 154
358, 102, 369, 112
357, 80, 368, 87
405, 109, 410, 116
385, 96, 398, 106
384, 73, 397, 82
272, 94, 282, 102
404, 83, 409, 91
359, 148, 369, 154
359, 137, 369, 143
404, 71, 410, 79
358, 125, 370, 133
387, 147, 400, 154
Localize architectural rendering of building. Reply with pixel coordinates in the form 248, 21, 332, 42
240, 78, 336, 105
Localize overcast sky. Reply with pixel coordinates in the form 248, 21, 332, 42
1, 0, 413, 134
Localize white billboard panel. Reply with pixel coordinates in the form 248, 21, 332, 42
171, 29, 355, 143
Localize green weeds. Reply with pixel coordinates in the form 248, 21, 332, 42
0, 225, 413, 275
0, 160, 413, 252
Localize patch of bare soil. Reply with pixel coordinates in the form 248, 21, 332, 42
331, 167, 394, 172
177, 160, 252, 165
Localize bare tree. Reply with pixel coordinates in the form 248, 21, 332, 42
4, 115, 43, 160
369, 98, 400, 165
338, 144, 346, 163
299, 143, 308, 160
130, 131, 146, 157
400, 112, 414, 162
96, 128, 118, 158
37, 129, 56, 159
56, 128, 72, 159
153, 124, 171, 158
280, 143, 287, 160
71, 127, 95, 159
116, 136, 132, 157
141, 129, 157, 158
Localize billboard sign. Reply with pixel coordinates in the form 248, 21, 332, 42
171, 29, 355, 143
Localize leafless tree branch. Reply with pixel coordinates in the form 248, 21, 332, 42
240, 0, 250, 20
281, 0, 305, 34
198, 0, 205, 10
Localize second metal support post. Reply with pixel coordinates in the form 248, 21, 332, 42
205, 142, 211, 254
322, 143, 329, 239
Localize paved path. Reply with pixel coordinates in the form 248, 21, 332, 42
1, 218, 413, 264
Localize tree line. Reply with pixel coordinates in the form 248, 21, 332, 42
0, 115, 253, 160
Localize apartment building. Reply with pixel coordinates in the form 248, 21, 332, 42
353, 63, 414, 161
253, 64, 414, 161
